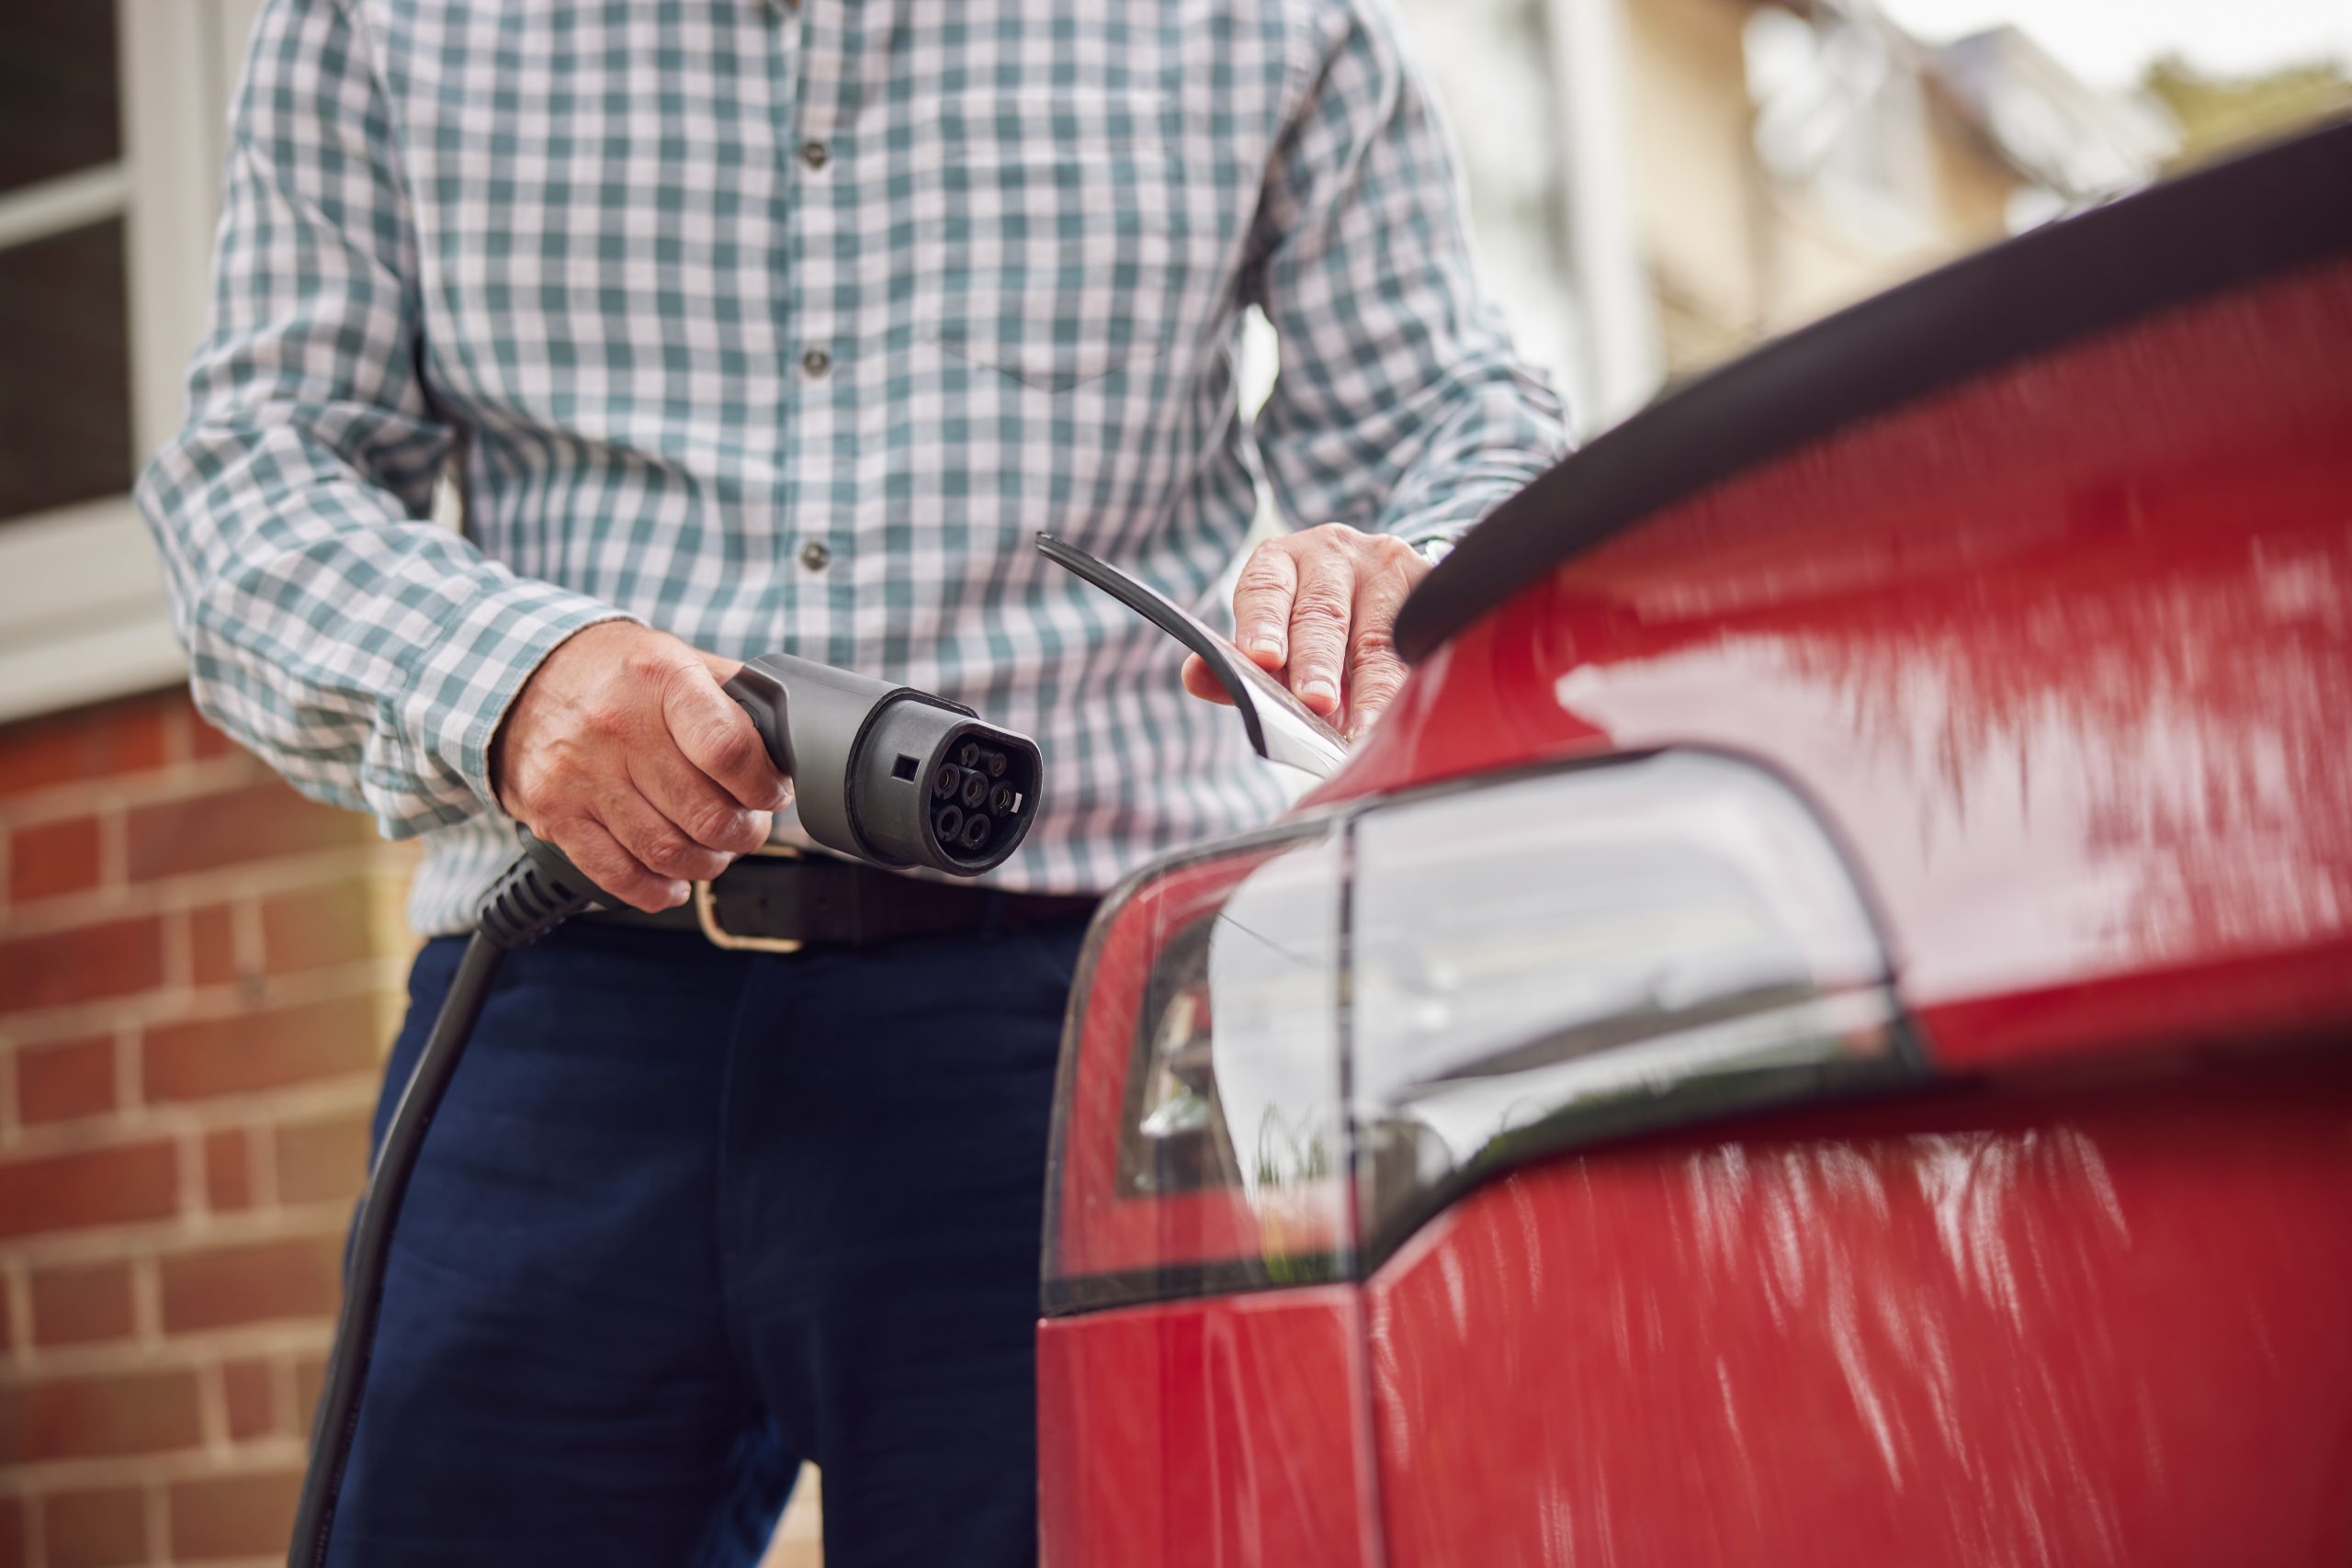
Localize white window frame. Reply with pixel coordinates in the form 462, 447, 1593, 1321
0, 0, 265, 724
1545, 0, 1664, 431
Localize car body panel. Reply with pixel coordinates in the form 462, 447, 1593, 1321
1037, 1286, 1380, 1568
1368, 1050, 2352, 1567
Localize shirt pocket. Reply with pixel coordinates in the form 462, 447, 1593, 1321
913, 96, 1188, 393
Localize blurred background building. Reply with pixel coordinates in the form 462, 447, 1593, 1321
0, 1, 2342, 1563
1388, 0, 2338, 428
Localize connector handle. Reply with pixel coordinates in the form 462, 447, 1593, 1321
721, 660, 798, 778
720, 653, 907, 863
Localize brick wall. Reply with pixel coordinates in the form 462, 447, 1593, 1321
0, 689, 829, 1567
0, 691, 411, 1567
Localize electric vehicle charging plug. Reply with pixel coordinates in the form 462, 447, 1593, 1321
722, 652, 1042, 874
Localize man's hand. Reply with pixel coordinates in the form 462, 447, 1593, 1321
1182, 524, 1430, 742
491, 622, 791, 912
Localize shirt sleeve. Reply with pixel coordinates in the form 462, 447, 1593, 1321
134, 0, 626, 838
1247, 0, 1571, 547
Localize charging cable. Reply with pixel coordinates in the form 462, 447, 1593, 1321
287, 834, 595, 1565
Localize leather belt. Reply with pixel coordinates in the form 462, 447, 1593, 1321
582, 846, 1100, 953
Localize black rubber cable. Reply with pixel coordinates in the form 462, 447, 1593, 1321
288, 838, 596, 1567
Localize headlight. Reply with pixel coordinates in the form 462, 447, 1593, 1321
1044, 750, 1917, 1315
1046, 825, 1352, 1311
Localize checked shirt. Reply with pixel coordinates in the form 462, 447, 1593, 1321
138, 0, 1567, 933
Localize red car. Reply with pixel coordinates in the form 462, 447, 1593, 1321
1035, 119, 2352, 1567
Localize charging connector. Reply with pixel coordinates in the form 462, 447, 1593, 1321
723, 652, 1042, 874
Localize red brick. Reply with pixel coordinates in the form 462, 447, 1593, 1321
159, 1234, 343, 1334
39, 1485, 147, 1567
125, 783, 359, 883
0, 700, 168, 800
167, 1469, 300, 1562
7, 816, 103, 903
0, 1369, 202, 1461
0, 1495, 22, 1568
220, 1358, 279, 1440
0, 1141, 178, 1239
189, 903, 240, 987
16, 1036, 116, 1122
258, 879, 379, 974
292, 1352, 326, 1434
0, 917, 165, 1014
28, 1260, 136, 1348
202, 1130, 254, 1213
140, 993, 381, 1103
274, 1111, 372, 1206
187, 714, 239, 761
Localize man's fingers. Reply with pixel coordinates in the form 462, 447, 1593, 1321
661, 663, 790, 810
1343, 617, 1409, 740
1342, 563, 1416, 739
628, 747, 771, 855
1344, 652, 1408, 741
599, 784, 734, 885
552, 817, 687, 914
493, 626, 785, 908
1284, 548, 1354, 716
1181, 653, 1238, 705
1229, 543, 1299, 671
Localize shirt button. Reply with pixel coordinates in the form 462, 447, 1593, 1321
802, 346, 831, 378
801, 140, 829, 170
799, 539, 832, 572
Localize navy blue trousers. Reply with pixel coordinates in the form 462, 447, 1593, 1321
327, 913, 1086, 1567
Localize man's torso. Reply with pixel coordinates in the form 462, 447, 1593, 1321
358, 0, 1314, 925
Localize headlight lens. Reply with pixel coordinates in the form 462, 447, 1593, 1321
1349, 752, 1899, 1254
1044, 751, 1914, 1315
1046, 827, 1351, 1313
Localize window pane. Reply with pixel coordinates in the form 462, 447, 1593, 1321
0, 220, 133, 523
0, 2, 122, 197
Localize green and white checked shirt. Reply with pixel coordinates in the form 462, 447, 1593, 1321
140, 0, 1566, 935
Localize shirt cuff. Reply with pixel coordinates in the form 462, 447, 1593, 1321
401, 574, 635, 819
1386, 487, 1514, 555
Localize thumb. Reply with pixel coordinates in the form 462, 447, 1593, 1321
1182, 653, 1239, 705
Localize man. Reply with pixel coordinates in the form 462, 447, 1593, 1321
139, 0, 1565, 1562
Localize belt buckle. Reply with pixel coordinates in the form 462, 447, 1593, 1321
692, 842, 806, 953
